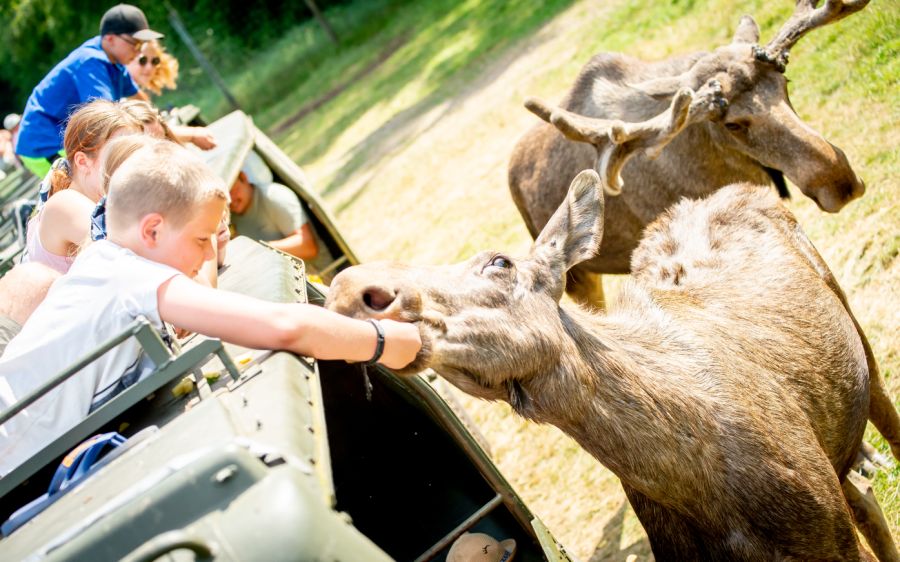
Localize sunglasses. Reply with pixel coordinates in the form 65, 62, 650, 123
117, 34, 142, 49
138, 55, 161, 67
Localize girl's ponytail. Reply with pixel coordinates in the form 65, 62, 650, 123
48, 159, 72, 197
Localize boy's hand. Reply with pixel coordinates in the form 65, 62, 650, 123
188, 127, 217, 150
377, 319, 421, 370
215, 218, 231, 267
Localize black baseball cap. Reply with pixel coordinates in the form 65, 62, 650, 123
99, 4, 163, 41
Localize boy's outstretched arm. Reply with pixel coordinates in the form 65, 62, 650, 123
157, 275, 421, 369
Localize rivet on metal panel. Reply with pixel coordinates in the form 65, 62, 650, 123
212, 464, 239, 484
256, 420, 263, 430
242, 396, 248, 407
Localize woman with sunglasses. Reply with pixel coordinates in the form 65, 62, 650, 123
126, 41, 176, 98
126, 40, 217, 151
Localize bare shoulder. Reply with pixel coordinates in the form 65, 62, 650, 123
42, 189, 95, 221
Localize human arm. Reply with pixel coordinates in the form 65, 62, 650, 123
75, 58, 139, 102
128, 90, 151, 102
267, 223, 318, 260
157, 275, 421, 368
216, 214, 231, 267
171, 125, 217, 150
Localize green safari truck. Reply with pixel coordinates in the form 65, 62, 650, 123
0, 111, 572, 561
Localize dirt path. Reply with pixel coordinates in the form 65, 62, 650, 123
302, 4, 655, 559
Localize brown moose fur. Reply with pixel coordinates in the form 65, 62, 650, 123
508, 11, 866, 307
327, 171, 897, 561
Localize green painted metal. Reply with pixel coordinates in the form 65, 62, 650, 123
0, 330, 237, 499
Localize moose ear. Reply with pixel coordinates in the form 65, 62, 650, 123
732, 15, 760, 44
532, 170, 604, 279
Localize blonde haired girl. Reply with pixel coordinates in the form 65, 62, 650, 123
23, 100, 169, 273
126, 40, 178, 96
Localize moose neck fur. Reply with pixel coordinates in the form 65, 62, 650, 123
512, 296, 719, 503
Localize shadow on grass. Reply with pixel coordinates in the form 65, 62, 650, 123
269, 32, 412, 137
288, 0, 577, 203
588, 500, 652, 562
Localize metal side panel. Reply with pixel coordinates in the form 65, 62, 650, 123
182, 237, 335, 503
114, 467, 392, 562
193, 110, 255, 189
215, 236, 307, 305
1, 398, 248, 557
1, 352, 341, 558
6, 439, 389, 561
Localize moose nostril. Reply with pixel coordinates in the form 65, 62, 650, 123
363, 287, 396, 311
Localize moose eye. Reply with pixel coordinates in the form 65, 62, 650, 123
724, 122, 746, 132
487, 254, 513, 269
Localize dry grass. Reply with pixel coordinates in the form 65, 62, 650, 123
273, 0, 898, 558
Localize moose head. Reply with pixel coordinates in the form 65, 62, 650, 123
528, 0, 868, 212
326, 171, 605, 404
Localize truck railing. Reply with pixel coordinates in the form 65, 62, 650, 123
0, 317, 241, 499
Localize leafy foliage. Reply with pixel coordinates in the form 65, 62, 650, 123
0, 0, 353, 113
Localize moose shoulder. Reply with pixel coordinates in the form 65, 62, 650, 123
509, 1, 868, 306
326, 171, 898, 561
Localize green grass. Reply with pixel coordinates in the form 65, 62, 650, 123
172, 0, 899, 556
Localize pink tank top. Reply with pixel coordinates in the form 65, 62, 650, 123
23, 210, 75, 274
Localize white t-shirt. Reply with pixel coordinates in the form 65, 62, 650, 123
0, 240, 180, 476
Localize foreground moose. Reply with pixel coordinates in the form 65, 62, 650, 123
327, 170, 898, 560
509, 0, 869, 307
510, 0, 900, 494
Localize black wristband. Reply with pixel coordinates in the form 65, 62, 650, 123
364, 319, 385, 366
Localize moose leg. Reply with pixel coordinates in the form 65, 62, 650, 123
788, 221, 900, 460
843, 471, 900, 562
866, 364, 900, 461
565, 266, 605, 309
857, 441, 894, 476
622, 486, 707, 561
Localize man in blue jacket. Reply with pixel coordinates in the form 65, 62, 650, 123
14, 4, 163, 177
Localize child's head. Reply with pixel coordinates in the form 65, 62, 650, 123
106, 141, 229, 276
50, 100, 145, 198
119, 99, 180, 143
100, 134, 160, 195
230, 151, 273, 214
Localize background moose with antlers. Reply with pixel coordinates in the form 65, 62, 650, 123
503, 0, 898, 559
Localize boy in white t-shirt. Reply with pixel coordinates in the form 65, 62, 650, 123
0, 140, 420, 476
